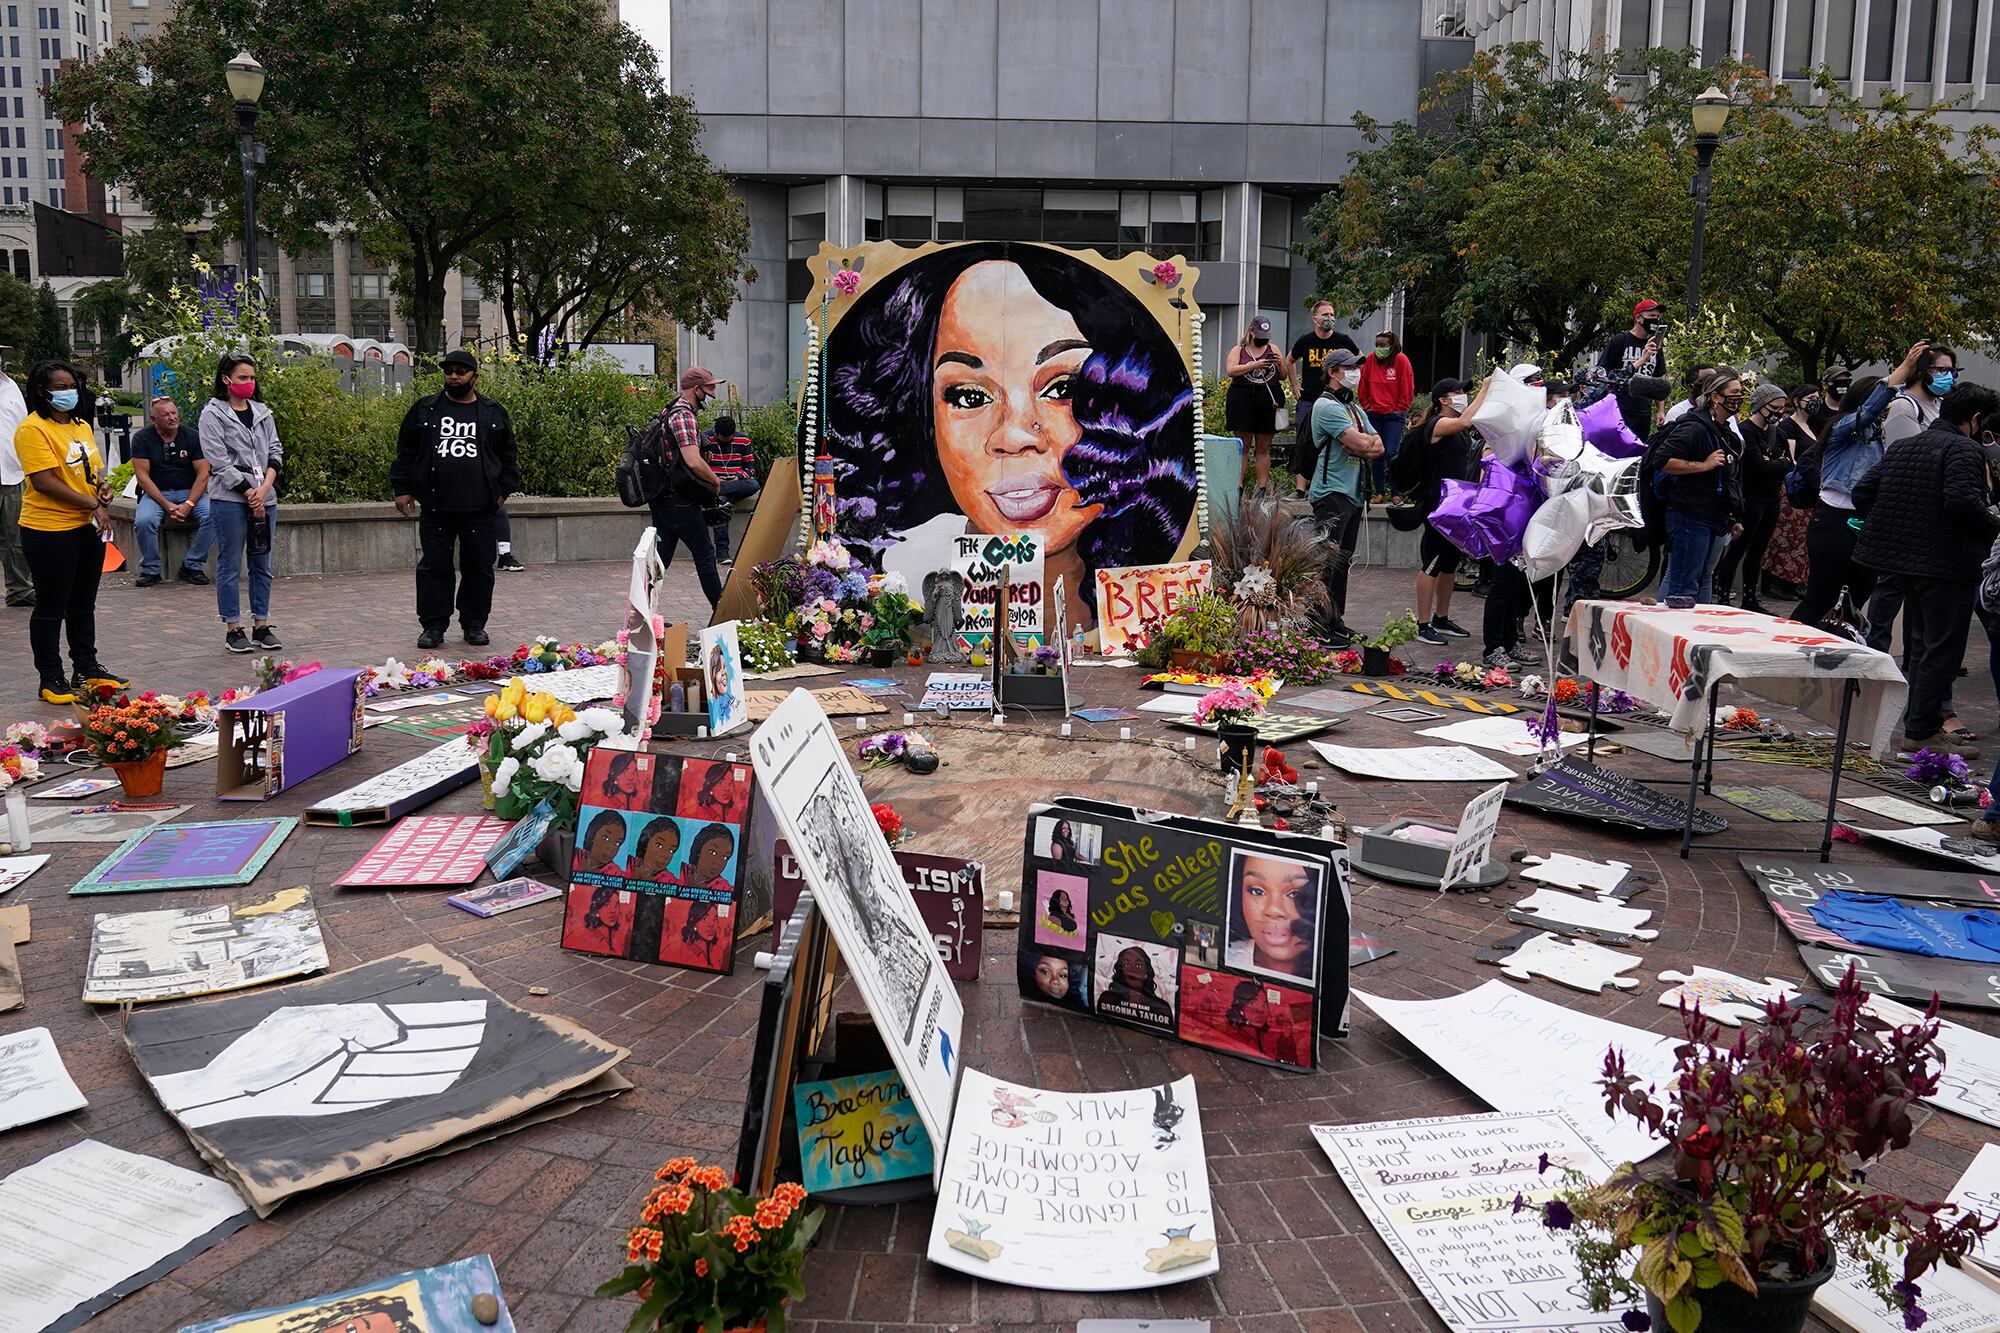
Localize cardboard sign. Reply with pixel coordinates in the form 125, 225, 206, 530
83, 886, 328, 1004
1506, 756, 1729, 834
952, 531, 1045, 653
216, 667, 364, 800
927, 1070, 1218, 1291
1314, 1111, 1633, 1332
1015, 798, 1348, 1070
773, 840, 982, 981
700, 620, 750, 738
335, 815, 511, 887
563, 746, 755, 974
791, 1069, 934, 1194
302, 737, 479, 826
1441, 784, 1508, 891
749, 689, 964, 1178
1095, 560, 1213, 655
70, 817, 296, 895
180, 1254, 516, 1333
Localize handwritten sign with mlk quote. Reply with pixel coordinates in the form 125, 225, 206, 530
1313, 1111, 1632, 1332
790, 1070, 933, 1194
927, 1069, 1218, 1291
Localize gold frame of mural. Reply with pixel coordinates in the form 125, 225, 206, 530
714, 241, 1205, 626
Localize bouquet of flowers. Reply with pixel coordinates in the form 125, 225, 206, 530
871, 801, 906, 845
1192, 682, 1266, 729
597, 1158, 821, 1333
3, 722, 50, 754
0, 743, 39, 791
482, 680, 627, 824
751, 557, 808, 634
738, 619, 795, 673
80, 696, 187, 764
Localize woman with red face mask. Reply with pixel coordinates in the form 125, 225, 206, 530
200, 353, 285, 655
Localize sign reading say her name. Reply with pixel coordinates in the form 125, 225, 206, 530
952, 532, 1044, 653
1313, 1111, 1634, 1332
1094, 560, 1213, 655
790, 1069, 934, 1194
773, 840, 982, 980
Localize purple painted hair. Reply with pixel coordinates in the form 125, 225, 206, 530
814, 243, 1197, 605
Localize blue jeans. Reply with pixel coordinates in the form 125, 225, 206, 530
133, 487, 213, 576
1370, 412, 1407, 495
711, 476, 760, 560
1662, 510, 1728, 603
211, 499, 276, 623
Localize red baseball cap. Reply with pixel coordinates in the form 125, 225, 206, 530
1633, 299, 1661, 319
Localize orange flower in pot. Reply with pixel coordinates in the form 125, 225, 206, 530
79, 695, 187, 798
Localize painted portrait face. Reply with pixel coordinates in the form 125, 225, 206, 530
1116, 946, 1151, 991
636, 827, 680, 878
1034, 955, 1071, 999
693, 831, 734, 881
585, 819, 624, 869
932, 260, 1102, 558
1239, 855, 1313, 975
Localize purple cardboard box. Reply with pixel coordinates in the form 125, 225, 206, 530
217, 668, 364, 800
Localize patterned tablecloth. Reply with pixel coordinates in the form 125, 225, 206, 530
1564, 601, 1909, 759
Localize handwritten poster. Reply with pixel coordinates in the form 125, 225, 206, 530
791, 1070, 934, 1194
1307, 742, 1514, 783
773, 841, 983, 980
1313, 1111, 1634, 1331
928, 1069, 1217, 1291
302, 737, 479, 825
922, 672, 994, 712
335, 815, 511, 887
1947, 1143, 2000, 1273
1095, 561, 1213, 655
1814, 1238, 2000, 1332
951, 532, 1044, 653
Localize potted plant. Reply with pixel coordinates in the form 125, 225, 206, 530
596, 1157, 821, 1333
860, 579, 919, 667
1532, 967, 1992, 1333
79, 695, 187, 798
1192, 682, 1266, 775
1132, 593, 1243, 673
1357, 609, 1420, 676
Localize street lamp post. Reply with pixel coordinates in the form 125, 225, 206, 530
1684, 84, 1731, 323
224, 50, 265, 300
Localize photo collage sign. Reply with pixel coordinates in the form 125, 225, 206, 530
1015, 798, 1349, 1071
562, 745, 755, 975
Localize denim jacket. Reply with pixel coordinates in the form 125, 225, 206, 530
1817, 379, 1897, 503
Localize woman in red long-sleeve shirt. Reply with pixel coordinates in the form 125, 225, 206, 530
1358, 330, 1415, 500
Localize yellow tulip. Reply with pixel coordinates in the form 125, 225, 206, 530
501, 679, 526, 708
483, 696, 499, 718
522, 696, 548, 724
494, 701, 517, 721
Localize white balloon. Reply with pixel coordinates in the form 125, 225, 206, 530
1574, 446, 1645, 543
1470, 368, 1549, 467
1519, 488, 1592, 581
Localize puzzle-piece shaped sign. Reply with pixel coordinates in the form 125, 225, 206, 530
1508, 888, 1658, 943
1657, 968, 1799, 1027
1477, 930, 1644, 994
1521, 852, 1644, 898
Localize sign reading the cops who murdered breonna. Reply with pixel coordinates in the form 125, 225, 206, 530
952, 533, 1044, 654
1312, 1110, 1631, 1332
790, 1070, 933, 1194
927, 1069, 1218, 1291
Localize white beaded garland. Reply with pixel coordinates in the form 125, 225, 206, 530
1190, 311, 1209, 538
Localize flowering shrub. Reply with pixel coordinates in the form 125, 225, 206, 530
738, 619, 795, 673
596, 1158, 821, 1332
80, 697, 186, 764
1230, 624, 1335, 684
1192, 682, 1266, 728
1531, 968, 1992, 1333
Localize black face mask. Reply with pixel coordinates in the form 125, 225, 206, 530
446, 378, 476, 401
1640, 320, 1663, 336
1825, 383, 1849, 404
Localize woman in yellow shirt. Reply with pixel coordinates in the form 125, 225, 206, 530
16, 361, 128, 704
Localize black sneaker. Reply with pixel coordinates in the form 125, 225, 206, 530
718, 555, 734, 567
417, 628, 445, 650
1416, 623, 1448, 646
38, 675, 77, 704
1433, 615, 1472, 638
464, 627, 490, 647
225, 627, 254, 653
177, 566, 211, 586
496, 553, 526, 573
253, 625, 283, 650
1322, 621, 1356, 650
133, 572, 162, 588
74, 663, 130, 690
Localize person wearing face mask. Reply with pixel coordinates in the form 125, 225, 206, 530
1809, 366, 1853, 437
1288, 300, 1359, 493
1713, 382, 1792, 613
1358, 329, 1415, 500
1882, 345, 1956, 446
1759, 384, 1818, 600
1225, 315, 1289, 490
1401, 377, 1485, 646
391, 349, 521, 651
1853, 382, 2000, 759
1654, 368, 1747, 603
199, 353, 284, 654
649, 366, 724, 610
1596, 299, 1669, 437
1304, 349, 1381, 646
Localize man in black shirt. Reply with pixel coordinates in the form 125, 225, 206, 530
391, 349, 521, 650
129, 396, 213, 587
1596, 298, 1668, 438
1288, 299, 1359, 491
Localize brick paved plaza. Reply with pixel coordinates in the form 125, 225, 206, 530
4, 557, 1996, 1333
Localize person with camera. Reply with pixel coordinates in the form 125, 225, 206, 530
1595, 299, 1668, 437
392, 349, 520, 650
651, 367, 725, 610
1653, 367, 1746, 604
1713, 383, 1792, 613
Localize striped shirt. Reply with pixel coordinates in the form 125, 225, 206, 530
705, 431, 755, 482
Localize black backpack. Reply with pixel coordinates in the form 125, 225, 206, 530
616, 410, 676, 508
1387, 418, 1427, 495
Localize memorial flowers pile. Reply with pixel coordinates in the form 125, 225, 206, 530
871, 801, 907, 845
1906, 747, 1971, 789
1528, 968, 1992, 1333
359, 639, 620, 696
1192, 682, 1266, 729
597, 1157, 821, 1333
483, 679, 627, 824
0, 743, 39, 791
79, 696, 187, 764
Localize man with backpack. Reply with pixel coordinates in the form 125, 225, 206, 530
647, 367, 725, 610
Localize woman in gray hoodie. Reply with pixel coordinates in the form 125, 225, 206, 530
198, 353, 284, 653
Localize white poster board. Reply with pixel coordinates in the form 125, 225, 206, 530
928, 1069, 1218, 1291
83, 887, 330, 1004
302, 737, 478, 824
749, 689, 963, 1176
1441, 783, 1508, 890
617, 531, 662, 736
1052, 573, 1072, 716
1418, 715, 1593, 757
700, 620, 749, 738
0, 1027, 86, 1132
1308, 742, 1514, 783
1815, 1239, 2000, 1333
1312, 1111, 1632, 1331
1948, 1144, 2000, 1274
1865, 995, 2000, 1132
0, 854, 48, 897
0, 1139, 250, 1333
1094, 560, 1214, 655
511, 662, 624, 706
1353, 980, 1675, 1166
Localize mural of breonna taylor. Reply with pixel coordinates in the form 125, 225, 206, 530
807, 241, 1202, 629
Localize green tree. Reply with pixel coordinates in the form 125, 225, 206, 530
49, 0, 747, 357
0, 271, 36, 359
26, 283, 69, 365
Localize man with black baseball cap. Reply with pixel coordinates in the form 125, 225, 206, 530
1597, 299, 1668, 437
391, 348, 520, 650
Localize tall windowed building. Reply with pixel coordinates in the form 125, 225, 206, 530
672, 1, 1469, 404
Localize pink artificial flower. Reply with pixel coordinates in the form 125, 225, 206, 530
831, 268, 861, 297
812, 622, 833, 640
1151, 260, 1180, 287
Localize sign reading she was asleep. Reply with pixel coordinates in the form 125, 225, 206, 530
952, 533, 1044, 654
790, 1070, 933, 1194
772, 840, 983, 980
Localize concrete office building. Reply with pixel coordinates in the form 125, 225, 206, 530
671, 1, 1471, 405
